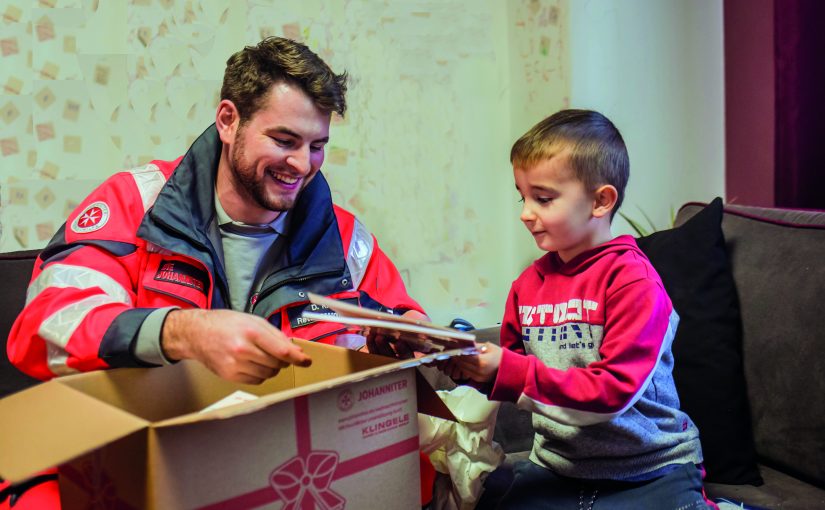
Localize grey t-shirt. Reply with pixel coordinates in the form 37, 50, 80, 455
214, 196, 288, 312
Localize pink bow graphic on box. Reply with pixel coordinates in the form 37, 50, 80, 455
269, 451, 344, 510
61, 451, 138, 510
198, 394, 419, 510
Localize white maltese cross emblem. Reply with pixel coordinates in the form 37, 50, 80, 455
71, 201, 110, 233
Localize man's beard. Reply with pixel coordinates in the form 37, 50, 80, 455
230, 135, 296, 213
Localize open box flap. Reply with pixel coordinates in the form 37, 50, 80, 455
154, 341, 459, 428
0, 380, 148, 483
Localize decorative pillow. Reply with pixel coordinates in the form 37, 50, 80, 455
635, 198, 763, 485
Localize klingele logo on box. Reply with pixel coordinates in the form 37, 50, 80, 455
362, 413, 410, 438
334, 377, 414, 439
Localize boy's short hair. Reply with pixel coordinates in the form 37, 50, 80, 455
511, 109, 630, 215
221, 37, 348, 123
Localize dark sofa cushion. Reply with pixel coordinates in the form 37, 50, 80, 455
0, 250, 41, 397
636, 198, 762, 485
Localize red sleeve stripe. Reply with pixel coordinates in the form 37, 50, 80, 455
28, 263, 133, 375
27, 264, 132, 307
128, 163, 167, 212
346, 218, 374, 290
39, 294, 125, 376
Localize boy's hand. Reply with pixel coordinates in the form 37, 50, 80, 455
441, 342, 502, 383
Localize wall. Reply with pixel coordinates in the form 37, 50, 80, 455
0, 1, 727, 327
569, 0, 726, 233
0, 0, 569, 327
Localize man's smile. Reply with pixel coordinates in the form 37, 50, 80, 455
268, 170, 300, 189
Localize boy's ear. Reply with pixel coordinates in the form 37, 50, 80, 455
592, 185, 618, 219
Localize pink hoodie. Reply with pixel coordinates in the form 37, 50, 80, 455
491, 235, 703, 480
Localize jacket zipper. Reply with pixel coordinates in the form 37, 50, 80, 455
252, 269, 344, 311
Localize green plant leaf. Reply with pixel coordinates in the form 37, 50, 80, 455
637, 207, 658, 232
618, 212, 650, 237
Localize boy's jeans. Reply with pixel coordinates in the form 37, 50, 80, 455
496, 460, 717, 510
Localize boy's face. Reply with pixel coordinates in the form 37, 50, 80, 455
514, 151, 600, 262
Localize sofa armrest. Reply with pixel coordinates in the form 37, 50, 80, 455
0, 250, 41, 397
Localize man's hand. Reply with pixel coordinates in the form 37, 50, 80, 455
440, 342, 502, 384
160, 309, 311, 384
365, 309, 429, 359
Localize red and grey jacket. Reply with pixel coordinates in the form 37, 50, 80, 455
7, 125, 422, 381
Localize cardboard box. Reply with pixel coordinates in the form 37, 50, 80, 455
0, 340, 456, 509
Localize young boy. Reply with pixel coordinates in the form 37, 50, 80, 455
445, 109, 716, 509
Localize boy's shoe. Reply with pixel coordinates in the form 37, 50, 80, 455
715, 497, 772, 510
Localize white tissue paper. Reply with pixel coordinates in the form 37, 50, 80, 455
419, 385, 505, 510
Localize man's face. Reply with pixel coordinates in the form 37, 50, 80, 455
227, 82, 331, 221
514, 151, 598, 262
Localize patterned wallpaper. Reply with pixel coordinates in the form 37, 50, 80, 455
0, 0, 568, 326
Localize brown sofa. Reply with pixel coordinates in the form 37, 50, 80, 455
479, 201, 825, 509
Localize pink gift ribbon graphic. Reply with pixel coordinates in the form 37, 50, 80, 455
60, 451, 138, 510
198, 395, 419, 510
269, 451, 344, 510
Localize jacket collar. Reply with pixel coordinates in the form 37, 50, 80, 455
138, 124, 222, 258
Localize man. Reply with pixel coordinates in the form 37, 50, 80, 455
3, 37, 428, 508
